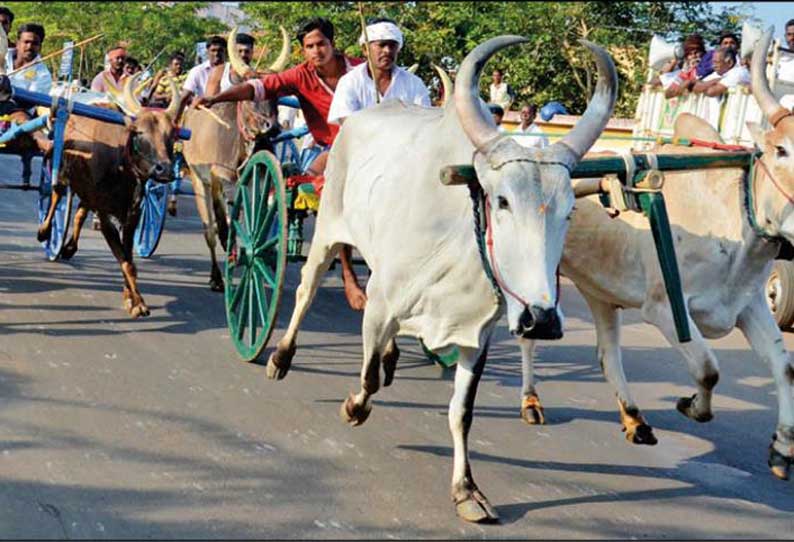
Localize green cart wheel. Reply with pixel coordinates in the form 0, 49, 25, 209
225, 151, 288, 362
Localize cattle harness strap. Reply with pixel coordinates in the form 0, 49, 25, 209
467, 180, 561, 311
745, 151, 791, 241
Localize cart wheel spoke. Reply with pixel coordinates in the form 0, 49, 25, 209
225, 151, 287, 362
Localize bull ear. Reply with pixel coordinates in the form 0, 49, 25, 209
745, 121, 766, 149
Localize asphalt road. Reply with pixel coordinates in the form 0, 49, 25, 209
1, 154, 793, 539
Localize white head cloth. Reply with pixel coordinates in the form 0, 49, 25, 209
358, 21, 404, 50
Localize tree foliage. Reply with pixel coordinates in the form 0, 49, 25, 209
241, 1, 751, 117
6, 1, 752, 116
6, 2, 224, 84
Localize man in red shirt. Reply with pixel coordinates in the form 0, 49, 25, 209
193, 18, 367, 310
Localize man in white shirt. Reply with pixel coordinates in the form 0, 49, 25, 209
489, 68, 514, 111
693, 47, 749, 97
512, 103, 549, 149
778, 19, 794, 83
692, 46, 749, 129
327, 18, 430, 125
2, 23, 52, 157
179, 35, 226, 110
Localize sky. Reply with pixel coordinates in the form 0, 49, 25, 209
713, 2, 794, 38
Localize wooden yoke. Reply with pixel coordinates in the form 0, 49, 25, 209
435, 149, 758, 344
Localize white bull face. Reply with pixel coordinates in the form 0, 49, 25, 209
474, 147, 575, 339
747, 120, 794, 244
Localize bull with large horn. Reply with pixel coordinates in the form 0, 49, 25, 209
516, 26, 794, 483
263, 35, 617, 522
37, 73, 184, 317
180, 26, 290, 291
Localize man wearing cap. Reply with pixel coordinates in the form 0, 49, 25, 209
326, 17, 430, 125
91, 45, 127, 95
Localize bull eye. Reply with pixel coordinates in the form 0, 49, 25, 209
776, 145, 788, 159
497, 195, 510, 211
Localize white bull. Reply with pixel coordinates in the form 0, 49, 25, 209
263, 36, 618, 522
519, 27, 794, 481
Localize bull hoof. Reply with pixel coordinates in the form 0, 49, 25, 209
676, 394, 713, 423
36, 225, 51, 243
265, 343, 295, 379
60, 240, 77, 260
130, 303, 150, 319
340, 392, 371, 426
167, 199, 177, 217
455, 490, 499, 524
624, 422, 658, 446
769, 436, 793, 481
209, 277, 224, 292
520, 395, 546, 425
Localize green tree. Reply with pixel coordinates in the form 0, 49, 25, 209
7, 2, 224, 83
242, 1, 749, 117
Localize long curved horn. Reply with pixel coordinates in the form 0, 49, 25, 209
433, 63, 453, 107
165, 73, 181, 120
751, 27, 788, 125
267, 26, 291, 72
455, 35, 529, 153
123, 73, 143, 115
228, 26, 251, 77
550, 40, 618, 165
407, 63, 418, 74
0, 26, 7, 75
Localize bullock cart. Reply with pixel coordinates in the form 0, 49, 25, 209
222, 135, 763, 362
0, 90, 75, 261
633, 31, 794, 328
0, 85, 191, 260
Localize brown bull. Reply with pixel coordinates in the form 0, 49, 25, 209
180, 26, 289, 290
38, 75, 182, 317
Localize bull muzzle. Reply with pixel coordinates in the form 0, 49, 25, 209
149, 161, 172, 182
516, 305, 562, 340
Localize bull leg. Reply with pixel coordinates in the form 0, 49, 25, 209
210, 176, 229, 253
736, 293, 794, 480
95, 212, 139, 317
188, 169, 223, 291
340, 285, 397, 425
586, 294, 657, 445
450, 343, 499, 523
36, 168, 67, 243
61, 202, 88, 260
118, 184, 149, 318
517, 338, 545, 425
642, 295, 719, 423
266, 237, 340, 380
381, 338, 400, 388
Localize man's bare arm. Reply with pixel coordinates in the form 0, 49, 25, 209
193, 82, 255, 109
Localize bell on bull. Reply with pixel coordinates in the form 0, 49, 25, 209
262, 34, 617, 523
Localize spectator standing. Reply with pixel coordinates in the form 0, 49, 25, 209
488, 67, 514, 111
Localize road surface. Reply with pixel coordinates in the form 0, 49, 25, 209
0, 154, 792, 538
